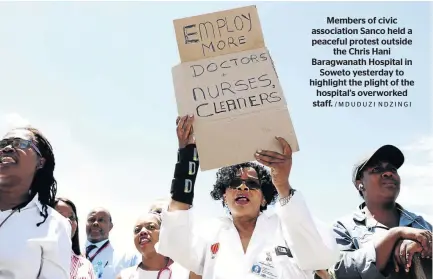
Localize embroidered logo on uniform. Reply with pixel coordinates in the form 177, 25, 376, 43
275, 246, 292, 258
266, 252, 272, 262
251, 264, 262, 274
210, 243, 220, 259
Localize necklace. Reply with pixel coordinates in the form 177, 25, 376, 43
140, 257, 170, 271
0, 208, 18, 229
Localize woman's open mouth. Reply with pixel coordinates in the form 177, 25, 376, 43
235, 195, 250, 205
139, 235, 150, 245
0, 155, 17, 167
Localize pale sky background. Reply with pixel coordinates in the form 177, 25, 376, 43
0, 1, 432, 253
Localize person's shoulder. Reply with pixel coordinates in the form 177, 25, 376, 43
400, 206, 433, 230
118, 265, 138, 279
45, 206, 66, 222
114, 248, 140, 265
77, 254, 93, 266
35, 204, 71, 232
193, 216, 230, 242
171, 262, 191, 278
333, 210, 361, 228
75, 255, 94, 270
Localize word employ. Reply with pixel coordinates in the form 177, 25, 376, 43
183, 12, 253, 57
190, 52, 268, 78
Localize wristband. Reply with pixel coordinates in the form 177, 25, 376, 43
171, 144, 199, 205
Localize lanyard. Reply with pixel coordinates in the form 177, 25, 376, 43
87, 240, 110, 263
156, 267, 172, 279
137, 258, 172, 279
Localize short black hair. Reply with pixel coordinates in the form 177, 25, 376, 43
210, 162, 278, 211
54, 197, 81, 256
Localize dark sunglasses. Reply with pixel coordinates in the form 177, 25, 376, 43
0, 138, 42, 156
228, 178, 261, 190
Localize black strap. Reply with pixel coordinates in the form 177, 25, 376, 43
170, 144, 199, 205
85, 244, 97, 258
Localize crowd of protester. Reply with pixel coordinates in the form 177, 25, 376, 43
0, 117, 431, 279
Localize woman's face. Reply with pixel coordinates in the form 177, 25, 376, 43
133, 214, 161, 255
0, 129, 42, 191
360, 161, 401, 203
224, 167, 265, 218
55, 201, 78, 238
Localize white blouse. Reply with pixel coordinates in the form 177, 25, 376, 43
0, 194, 72, 279
119, 262, 189, 279
157, 191, 340, 279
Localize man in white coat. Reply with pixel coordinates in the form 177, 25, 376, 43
156, 115, 340, 279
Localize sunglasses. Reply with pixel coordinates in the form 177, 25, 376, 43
0, 138, 42, 157
228, 178, 261, 190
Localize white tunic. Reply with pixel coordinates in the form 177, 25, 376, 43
119, 263, 189, 279
0, 194, 72, 279
85, 240, 139, 279
157, 191, 340, 279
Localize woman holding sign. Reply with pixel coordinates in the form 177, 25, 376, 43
156, 115, 340, 279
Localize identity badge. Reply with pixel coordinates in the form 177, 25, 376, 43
251, 251, 278, 278
275, 246, 292, 258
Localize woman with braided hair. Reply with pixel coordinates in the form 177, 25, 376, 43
0, 127, 72, 279
55, 197, 96, 279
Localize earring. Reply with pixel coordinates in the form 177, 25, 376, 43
359, 184, 364, 190
37, 160, 44, 169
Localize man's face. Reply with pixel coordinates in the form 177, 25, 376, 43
86, 209, 113, 243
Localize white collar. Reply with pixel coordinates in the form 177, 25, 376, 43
9, 193, 43, 213
218, 209, 274, 224
86, 239, 109, 249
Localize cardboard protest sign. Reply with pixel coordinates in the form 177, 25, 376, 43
172, 48, 299, 171
173, 5, 265, 62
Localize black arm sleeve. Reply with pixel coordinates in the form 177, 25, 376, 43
170, 144, 199, 205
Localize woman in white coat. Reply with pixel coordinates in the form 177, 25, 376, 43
156, 115, 340, 279
0, 127, 71, 279
117, 205, 189, 279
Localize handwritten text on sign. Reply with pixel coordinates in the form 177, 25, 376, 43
173, 5, 265, 62
172, 48, 299, 170
173, 49, 286, 120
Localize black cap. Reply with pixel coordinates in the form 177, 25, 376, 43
352, 145, 405, 185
